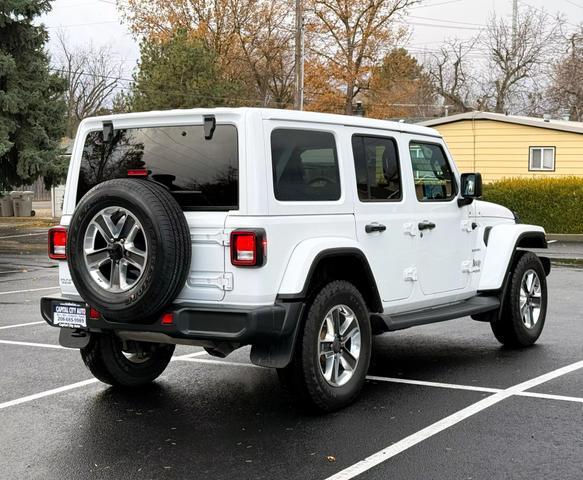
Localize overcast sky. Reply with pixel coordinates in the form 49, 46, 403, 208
40, 0, 583, 81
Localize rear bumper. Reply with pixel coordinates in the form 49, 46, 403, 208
40, 296, 304, 368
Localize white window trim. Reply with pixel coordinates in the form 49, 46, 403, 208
529, 146, 556, 171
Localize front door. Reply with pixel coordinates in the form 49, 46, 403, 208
351, 133, 415, 302
408, 139, 472, 296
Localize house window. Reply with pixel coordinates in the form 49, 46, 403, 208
529, 147, 555, 171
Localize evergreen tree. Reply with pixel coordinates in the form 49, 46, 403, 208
130, 29, 244, 112
0, 0, 66, 190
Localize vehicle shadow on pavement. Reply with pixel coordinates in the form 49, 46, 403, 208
369, 329, 553, 388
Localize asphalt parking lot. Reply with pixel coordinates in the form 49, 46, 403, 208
1, 230, 582, 479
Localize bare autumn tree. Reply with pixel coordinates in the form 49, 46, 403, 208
427, 39, 479, 114
54, 32, 123, 137
306, 0, 417, 115
548, 28, 583, 121
230, 0, 295, 106
481, 7, 563, 114
119, 0, 295, 107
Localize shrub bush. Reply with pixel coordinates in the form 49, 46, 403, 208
483, 177, 583, 234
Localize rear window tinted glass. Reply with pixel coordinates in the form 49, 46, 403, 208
77, 125, 238, 210
271, 129, 340, 201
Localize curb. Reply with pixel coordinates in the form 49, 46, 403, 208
547, 234, 583, 243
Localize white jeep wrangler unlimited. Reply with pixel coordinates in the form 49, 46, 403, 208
42, 108, 550, 412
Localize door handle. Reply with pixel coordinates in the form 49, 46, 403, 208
418, 221, 436, 231
365, 223, 387, 233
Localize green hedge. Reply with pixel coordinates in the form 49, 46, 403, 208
483, 177, 583, 234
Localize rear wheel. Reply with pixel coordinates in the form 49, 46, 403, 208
491, 252, 547, 347
81, 334, 175, 387
278, 280, 372, 412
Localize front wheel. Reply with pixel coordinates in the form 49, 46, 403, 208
491, 252, 548, 347
278, 280, 372, 413
81, 334, 175, 387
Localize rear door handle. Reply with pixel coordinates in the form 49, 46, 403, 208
418, 221, 436, 231
365, 223, 387, 233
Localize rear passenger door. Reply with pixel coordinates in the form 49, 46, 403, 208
351, 134, 415, 302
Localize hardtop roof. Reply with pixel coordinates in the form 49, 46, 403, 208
79, 107, 441, 138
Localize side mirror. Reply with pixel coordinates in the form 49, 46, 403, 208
458, 173, 482, 206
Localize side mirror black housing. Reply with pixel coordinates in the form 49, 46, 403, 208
458, 173, 482, 206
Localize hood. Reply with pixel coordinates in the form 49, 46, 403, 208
473, 200, 515, 221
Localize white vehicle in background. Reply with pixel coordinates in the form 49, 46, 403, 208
41, 108, 550, 412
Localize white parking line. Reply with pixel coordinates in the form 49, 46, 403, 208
0, 379, 99, 410
0, 232, 47, 239
176, 357, 263, 369
366, 375, 500, 394
0, 321, 44, 330
2, 338, 582, 428
0, 350, 209, 412
517, 391, 583, 404
326, 359, 583, 480
0, 286, 59, 296
0, 339, 70, 350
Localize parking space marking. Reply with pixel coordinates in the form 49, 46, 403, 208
2, 340, 582, 408
0, 350, 209, 412
517, 391, 583, 404
176, 357, 263, 369
0, 339, 69, 350
0, 286, 59, 296
0, 379, 99, 411
326, 359, 583, 480
0, 321, 44, 330
366, 375, 500, 394
0, 232, 47, 240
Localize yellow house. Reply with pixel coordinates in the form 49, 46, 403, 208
421, 112, 583, 182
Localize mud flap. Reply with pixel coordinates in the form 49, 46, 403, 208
250, 303, 304, 368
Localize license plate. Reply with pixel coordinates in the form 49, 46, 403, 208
53, 302, 87, 328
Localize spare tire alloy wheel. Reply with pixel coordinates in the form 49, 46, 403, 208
67, 179, 191, 322
84, 206, 148, 292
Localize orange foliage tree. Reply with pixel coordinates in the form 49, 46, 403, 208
120, 0, 296, 107
366, 47, 436, 120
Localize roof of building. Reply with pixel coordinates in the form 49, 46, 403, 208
420, 111, 583, 135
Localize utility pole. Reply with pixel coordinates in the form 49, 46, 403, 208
512, 0, 518, 48
294, 0, 304, 110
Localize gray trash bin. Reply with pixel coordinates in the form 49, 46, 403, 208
11, 191, 35, 217
0, 192, 14, 217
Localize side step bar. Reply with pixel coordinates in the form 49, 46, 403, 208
371, 296, 500, 332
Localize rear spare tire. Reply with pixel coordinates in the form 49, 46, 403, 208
67, 178, 191, 322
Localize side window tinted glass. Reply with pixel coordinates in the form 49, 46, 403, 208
409, 142, 456, 201
271, 129, 340, 201
352, 135, 401, 201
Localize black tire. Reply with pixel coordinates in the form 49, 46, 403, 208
81, 334, 175, 387
278, 280, 372, 413
67, 179, 191, 322
491, 252, 548, 347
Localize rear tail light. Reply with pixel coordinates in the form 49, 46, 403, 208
230, 229, 266, 267
89, 308, 101, 320
48, 227, 68, 260
127, 169, 148, 177
160, 312, 174, 325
